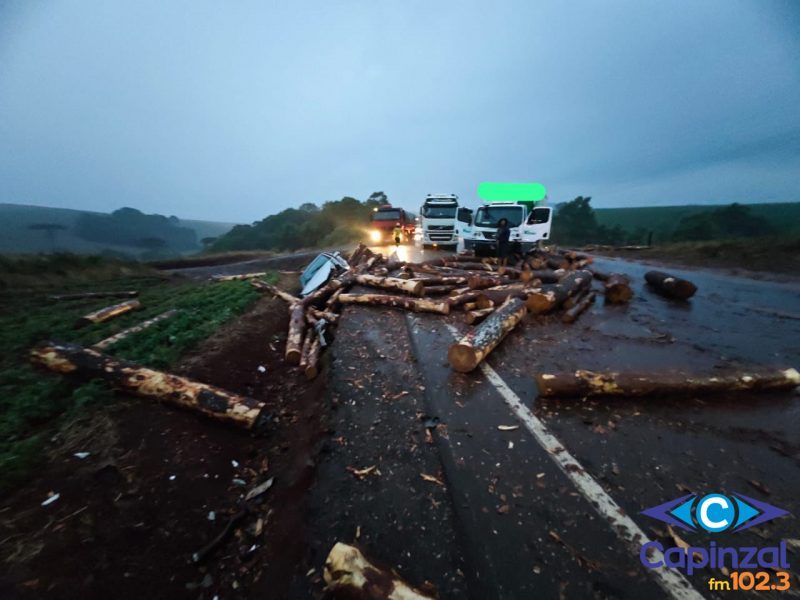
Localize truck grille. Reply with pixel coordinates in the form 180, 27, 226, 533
428, 224, 454, 231
482, 231, 497, 240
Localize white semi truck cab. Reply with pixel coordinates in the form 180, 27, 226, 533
419, 194, 460, 248
461, 201, 553, 255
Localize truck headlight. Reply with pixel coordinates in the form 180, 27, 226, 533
369, 230, 382, 243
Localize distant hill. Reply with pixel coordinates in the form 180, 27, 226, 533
0, 203, 238, 257
594, 202, 800, 242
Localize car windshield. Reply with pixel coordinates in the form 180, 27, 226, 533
372, 209, 401, 221
474, 206, 523, 227
421, 205, 456, 218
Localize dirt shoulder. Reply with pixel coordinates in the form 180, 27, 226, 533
0, 275, 328, 599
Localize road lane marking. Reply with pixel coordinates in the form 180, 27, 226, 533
442, 323, 703, 600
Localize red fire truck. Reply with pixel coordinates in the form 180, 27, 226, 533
369, 204, 414, 244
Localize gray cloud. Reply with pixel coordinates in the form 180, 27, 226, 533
0, 0, 798, 221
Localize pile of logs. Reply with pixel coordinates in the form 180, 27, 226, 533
256, 244, 641, 376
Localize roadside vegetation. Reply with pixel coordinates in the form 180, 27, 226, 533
0, 254, 274, 493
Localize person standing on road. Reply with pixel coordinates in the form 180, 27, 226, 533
496, 217, 511, 265
393, 223, 403, 246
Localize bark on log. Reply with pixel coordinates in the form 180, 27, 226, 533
92, 309, 178, 351
447, 291, 482, 308
467, 275, 509, 290
339, 293, 450, 315
31, 341, 269, 429
525, 270, 592, 314
49, 291, 138, 301
75, 300, 141, 328
325, 288, 344, 310
450, 262, 494, 272
448, 297, 527, 372
546, 256, 570, 270
210, 272, 267, 282
420, 285, 456, 296
645, 271, 697, 300
463, 301, 478, 311
348, 243, 367, 266
355, 274, 424, 296
304, 336, 322, 380
535, 368, 800, 398
528, 270, 561, 284
476, 288, 539, 309
413, 276, 468, 286
323, 542, 434, 600
285, 303, 306, 364
465, 307, 495, 325
250, 280, 300, 304
562, 291, 596, 324
298, 329, 314, 370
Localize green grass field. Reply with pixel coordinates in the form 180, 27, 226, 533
595, 202, 800, 240
0, 255, 275, 493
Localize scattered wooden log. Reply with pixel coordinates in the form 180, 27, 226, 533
323, 543, 434, 600
49, 290, 138, 302
304, 337, 322, 379
645, 271, 697, 300
307, 307, 340, 324
325, 288, 344, 310
467, 275, 509, 290
92, 309, 178, 350
528, 270, 561, 284
414, 275, 468, 286
448, 297, 527, 372
452, 262, 494, 272
31, 342, 269, 429
210, 272, 267, 282
463, 301, 478, 311
250, 280, 300, 304
600, 273, 633, 304
355, 274, 424, 297
562, 291, 596, 324
75, 299, 141, 328
525, 270, 592, 314
535, 367, 800, 398
339, 293, 450, 315
421, 285, 456, 296
447, 290, 482, 308
348, 243, 367, 266
476, 287, 539, 309
285, 303, 307, 364
465, 307, 495, 325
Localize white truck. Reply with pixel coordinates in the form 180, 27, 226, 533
419, 194, 461, 248
460, 201, 553, 255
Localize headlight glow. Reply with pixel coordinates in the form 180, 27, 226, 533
369, 230, 382, 243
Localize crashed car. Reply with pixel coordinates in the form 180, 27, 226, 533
299, 251, 349, 297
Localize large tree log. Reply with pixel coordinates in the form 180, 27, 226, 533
601, 273, 633, 304
421, 285, 456, 296
31, 342, 269, 429
465, 307, 495, 325
92, 309, 178, 351
535, 368, 800, 398
210, 272, 267, 282
285, 302, 306, 364
323, 543, 434, 600
348, 243, 367, 266
645, 271, 697, 300
49, 290, 138, 302
562, 291, 596, 324
476, 287, 540, 309
525, 270, 592, 314
250, 279, 300, 304
467, 275, 509, 290
412, 275, 468, 286
450, 262, 494, 272
339, 293, 450, 315
75, 300, 141, 328
307, 307, 340, 324
447, 290, 482, 308
448, 297, 527, 372
304, 336, 322, 380
355, 274, 424, 297
528, 270, 562, 284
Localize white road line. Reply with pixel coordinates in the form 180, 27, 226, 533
443, 323, 703, 600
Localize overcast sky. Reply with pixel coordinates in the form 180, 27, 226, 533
1, 1, 798, 222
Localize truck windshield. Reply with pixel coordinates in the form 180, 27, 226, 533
474, 206, 523, 227
372, 210, 401, 221
421, 205, 456, 219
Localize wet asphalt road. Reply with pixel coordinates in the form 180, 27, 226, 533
179, 245, 800, 598
367, 244, 800, 599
